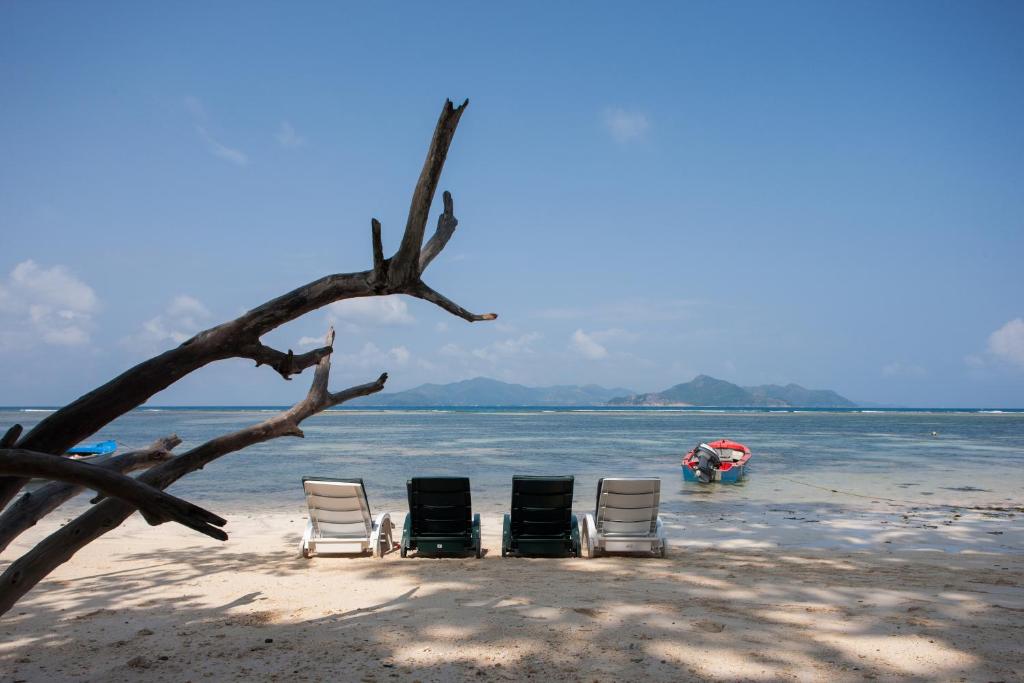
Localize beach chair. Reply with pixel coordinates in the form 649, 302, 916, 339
300, 477, 394, 558
501, 475, 580, 557
580, 478, 667, 558
401, 477, 482, 558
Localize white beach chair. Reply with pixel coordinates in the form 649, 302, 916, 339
580, 477, 667, 558
300, 477, 394, 558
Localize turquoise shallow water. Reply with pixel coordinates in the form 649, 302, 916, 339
5, 408, 1022, 520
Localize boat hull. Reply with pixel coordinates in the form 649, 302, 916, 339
682, 462, 747, 483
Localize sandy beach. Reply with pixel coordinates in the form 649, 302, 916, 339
3, 507, 1022, 682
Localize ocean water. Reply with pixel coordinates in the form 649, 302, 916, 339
5, 407, 1022, 521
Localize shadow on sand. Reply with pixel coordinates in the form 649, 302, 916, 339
2, 511, 1022, 682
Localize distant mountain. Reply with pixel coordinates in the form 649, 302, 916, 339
608, 375, 856, 408
351, 377, 636, 406
744, 383, 855, 408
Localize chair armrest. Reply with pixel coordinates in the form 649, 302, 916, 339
582, 513, 597, 558
371, 512, 392, 558
570, 514, 581, 557
400, 513, 412, 557
502, 512, 511, 556
472, 513, 482, 558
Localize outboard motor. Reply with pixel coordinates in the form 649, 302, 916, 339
694, 443, 721, 483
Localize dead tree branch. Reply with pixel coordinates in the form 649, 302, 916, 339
0, 436, 180, 536
420, 190, 458, 271
390, 98, 468, 286
0, 98, 495, 524
0, 328, 384, 616
0, 449, 226, 540
0, 426, 22, 449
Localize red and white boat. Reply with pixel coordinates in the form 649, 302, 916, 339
682, 439, 752, 483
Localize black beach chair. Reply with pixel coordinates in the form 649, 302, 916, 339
400, 477, 482, 558
501, 475, 580, 557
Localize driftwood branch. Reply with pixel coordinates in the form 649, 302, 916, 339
410, 282, 498, 322
1, 425, 22, 448
0, 436, 179, 537
0, 328, 385, 616
0, 438, 178, 550
390, 98, 468, 286
371, 218, 386, 285
239, 343, 332, 381
0, 448, 226, 540
0, 98, 489, 518
420, 191, 458, 270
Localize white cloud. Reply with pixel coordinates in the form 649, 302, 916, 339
199, 129, 248, 165
276, 121, 305, 148
297, 335, 326, 349
988, 318, 1024, 367
334, 342, 411, 369
184, 95, 248, 166
0, 260, 98, 348
881, 361, 927, 378
567, 328, 635, 360
569, 329, 608, 360
328, 295, 414, 328
122, 295, 212, 352
166, 295, 210, 328
439, 342, 463, 357
390, 346, 411, 364
472, 332, 541, 362
590, 328, 638, 343
439, 333, 541, 364
603, 108, 650, 143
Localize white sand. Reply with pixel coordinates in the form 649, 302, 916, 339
2, 510, 1022, 682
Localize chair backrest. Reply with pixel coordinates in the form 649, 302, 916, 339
510, 475, 574, 538
594, 478, 660, 536
302, 477, 372, 539
407, 477, 472, 538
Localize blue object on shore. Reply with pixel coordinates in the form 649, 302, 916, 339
66, 439, 116, 456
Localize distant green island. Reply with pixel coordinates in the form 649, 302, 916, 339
606, 374, 856, 408
351, 375, 856, 408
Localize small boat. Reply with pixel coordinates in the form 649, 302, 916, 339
682, 439, 752, 483
66, 440, 117, 458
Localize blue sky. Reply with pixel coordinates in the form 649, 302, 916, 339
1, 2, 1022, 407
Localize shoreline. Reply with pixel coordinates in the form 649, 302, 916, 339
3, 511, 1022, 681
